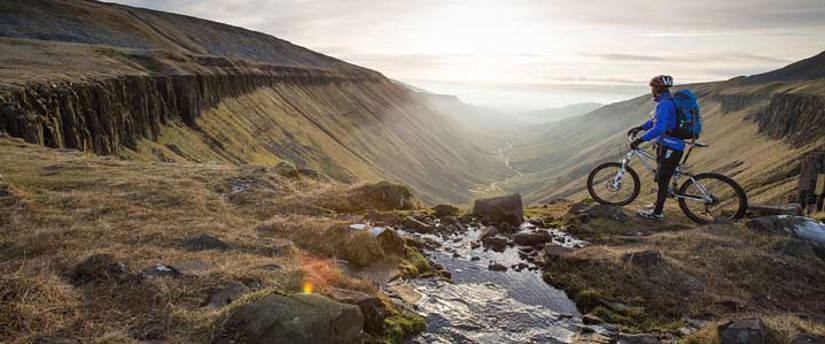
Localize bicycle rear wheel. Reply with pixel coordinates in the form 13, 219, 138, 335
587, 162, 640, 206
677, 173, 747, 224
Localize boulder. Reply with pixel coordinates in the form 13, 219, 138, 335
481, 235, 509, 252
72, 254, 129, 284
403, 216, 432, 233
514, 231, 550, 246
472, 194, 524, 225
327, 288, 388, 335
544, 244, 574, 261
352, 181, 417, 210
204, 282, 250, 308
183, 233, 229, 251
377, 228, 406, 256
719, 318, 767, 344
746, 216, 825, 245
434, 204, 461, 217
273, 160, 299, 178
622, 250, 664, 267
214, 293, 363, 344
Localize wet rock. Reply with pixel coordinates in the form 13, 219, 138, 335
582, 313, 604, 325
497, 221, 517, 233
622, 250, 663, 267
72, 254, 129, 284
479, 225, 498, 239
183, 233, 229, 251
472, 194, 524, 225
746, 216, 825, 245
377, 228, 406, 255
617, 333, 659, 344
719, 318, 767, 344
481, 235, 508, 252
434, 204, 461, 217
204, 282, 250, 308
470, 241, 481, 249
273, 160, 299, 178
404, 216, 432, 233
488, 262, 508, 271
327, 287, 388, 335
790, 333, 825, 344
747, 203, 803, 217
214, 293, 363, 344
514, 231, 550, 246
470, 256, 480, 261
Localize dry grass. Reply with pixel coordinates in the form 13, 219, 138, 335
0, 138, 405, 343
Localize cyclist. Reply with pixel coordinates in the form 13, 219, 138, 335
626, 75, 685, 221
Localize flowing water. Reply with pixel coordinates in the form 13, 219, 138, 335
395, 224, 603, 343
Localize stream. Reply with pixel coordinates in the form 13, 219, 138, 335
390, 223, 606, 343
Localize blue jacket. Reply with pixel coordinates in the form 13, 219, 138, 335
640, 92, 685, 151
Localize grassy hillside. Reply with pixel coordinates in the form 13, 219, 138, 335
0, 1, 510, 204
505, 51, 825, 205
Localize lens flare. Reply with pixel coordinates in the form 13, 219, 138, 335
303, 280, 314, 294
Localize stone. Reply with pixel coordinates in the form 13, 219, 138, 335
205, 282, 250, 308
403, 216, 432, 233
746, 216, 825, 245
377, 228, 406, 255
582, 313, 604, 325
622, 250, 664, 267
434, 204, 461, 217
472, 194, 524, 225
544, 244, 574, 261
488, 262, 507, 271
790, 334, 825, 344
617, 333, 659, 344
273, 160, 299, 178
72, 254, 129, 283
571, 204, 626, 223
481, 235, 509, 252
183, 233, 229, 251
479, 225, 498, 239
140, 264, 182, 279
514, 231, 550, 246
352, 181, 417, 210
719, 318, 767, 344
327, 287, 388, 335
747, 203, 803, 217
214, 293, 363, 344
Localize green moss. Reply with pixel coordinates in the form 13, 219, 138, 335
383, 312, 426, 343
399, 247, 431, 278
575, 289, 603, 311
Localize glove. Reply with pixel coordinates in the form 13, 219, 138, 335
630, 138, 644, 150
627, 126, 643, 137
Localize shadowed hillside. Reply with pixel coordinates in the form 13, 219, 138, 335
0, 0, 511, 204
505, 51, 825, 205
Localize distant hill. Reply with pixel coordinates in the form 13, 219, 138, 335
0, 0, 511, 204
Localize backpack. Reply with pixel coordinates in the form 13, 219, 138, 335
667, 89, 702, 140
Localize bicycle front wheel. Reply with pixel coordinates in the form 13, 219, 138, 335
587, 162, 640, 206
678, 173, 748, 224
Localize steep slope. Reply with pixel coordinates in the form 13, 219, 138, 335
514, 103, 603, 124
0, 0, 510, 204
506, 51, 825, 204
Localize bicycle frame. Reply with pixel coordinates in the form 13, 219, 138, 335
614, 146, 714, 204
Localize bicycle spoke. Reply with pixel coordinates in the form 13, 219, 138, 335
591, 166, 636, 203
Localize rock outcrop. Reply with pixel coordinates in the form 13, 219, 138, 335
472, 194, 524, 225
214, 293, 363, 344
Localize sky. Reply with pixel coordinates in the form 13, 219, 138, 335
111, 0, 825, 112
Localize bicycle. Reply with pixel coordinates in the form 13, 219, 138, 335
586, 133, 748, 224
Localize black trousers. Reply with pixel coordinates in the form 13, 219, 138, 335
654, 145, 684, 214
